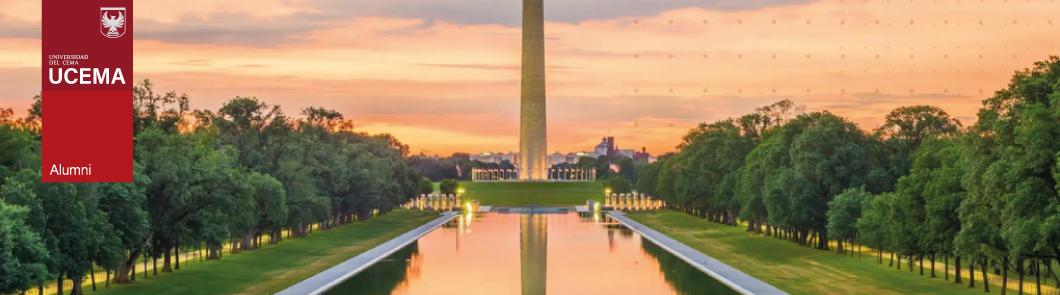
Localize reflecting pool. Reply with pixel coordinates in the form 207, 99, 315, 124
325, 212, 737, 295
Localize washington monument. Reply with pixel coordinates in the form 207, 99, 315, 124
519, 0, 547, 180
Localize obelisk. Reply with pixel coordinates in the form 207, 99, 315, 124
519, 0, 547, 181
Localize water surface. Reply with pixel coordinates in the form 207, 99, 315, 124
326, 212, 737, 295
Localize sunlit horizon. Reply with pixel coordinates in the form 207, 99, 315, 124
1, 0, 1057, 155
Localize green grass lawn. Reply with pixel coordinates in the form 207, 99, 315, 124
93, 210, 438, 295
628, 210, 1018, 295
460, 181, 604, 206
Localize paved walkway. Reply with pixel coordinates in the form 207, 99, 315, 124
608, 211, 788, 295
277, 211, 459, 295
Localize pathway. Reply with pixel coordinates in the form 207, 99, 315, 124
608, 211, 788, 295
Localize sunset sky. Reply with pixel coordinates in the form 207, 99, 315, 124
1, 0, 1057, 155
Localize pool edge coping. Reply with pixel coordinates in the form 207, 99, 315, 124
608, 211, 789, 295
276, 211, 459, 295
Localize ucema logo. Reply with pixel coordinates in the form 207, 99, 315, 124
100, 7, 126, 39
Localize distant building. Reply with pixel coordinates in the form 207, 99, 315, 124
471, 152, 517, 164
549, 151, 594, 166
548, 152, 569, 166
593, 136, 616, 157
633, 147, 652, 163
588, 136, 654, 161
472, 136, 654, 168
573, 151, 593, 158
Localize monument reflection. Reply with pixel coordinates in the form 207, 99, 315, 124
520, 214, 547, 295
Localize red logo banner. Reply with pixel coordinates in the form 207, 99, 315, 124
41, 0, 133, 182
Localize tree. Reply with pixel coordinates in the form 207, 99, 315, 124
876, 105, 961, 148
0, 82, 433, 292
574, 156, 600, 178
762, 168, 814, 244
28, 180, 119, 295
874, 105, 962, 189
737, 99, 801, 142
0, 122, 44, 290
91, 169, 151, 283
730, 100, 801, 232
738, 132, 785, 234
858, 192, 896, 264
410, 153, 473, 181
0, 199, 49, 294
439, 179, 459, 195
960, 56, 1060, 292
891, 179, 928, 274
789, 112, 883, 249
737, 112, 883, 249
634, 160, 661, 196
130, 127, 241, 278
911, 138, 967, 279
261, 122, 328, 237
233, 172, 287, 249
615, 156, 637, 182
132, 79, 188, 134
671, 119, 754, 225
605, 175, 632, 194
0, 121, 37, 185
418, 177, 434, 195
827, 187, 870, 254
654, 156, 678, 207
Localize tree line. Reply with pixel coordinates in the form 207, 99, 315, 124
0, 80, 431, 295
411, 152, 641, 183
411, 148, 643, 196
636, 57, 1060, 293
